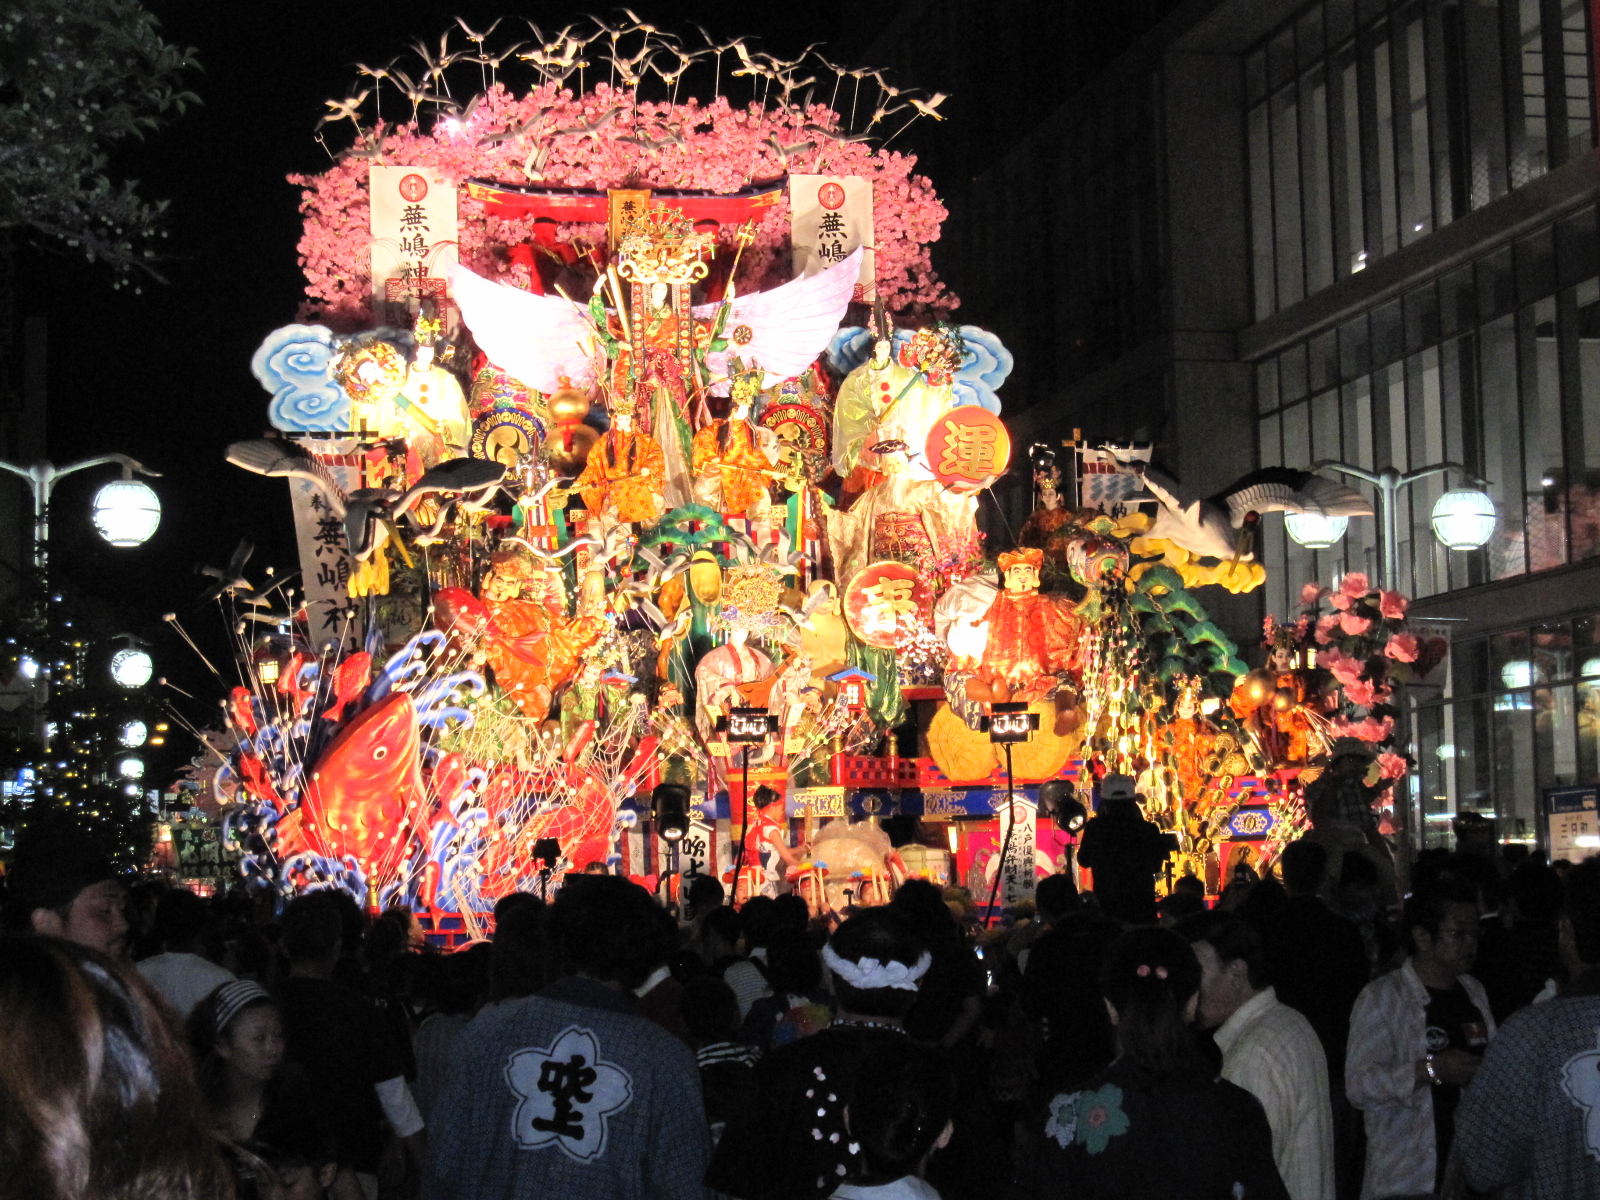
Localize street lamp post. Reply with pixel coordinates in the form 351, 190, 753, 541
0, 454, 162, 573
1307, 460, 1494, 591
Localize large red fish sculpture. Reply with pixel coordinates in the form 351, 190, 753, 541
297, 692, 430, 882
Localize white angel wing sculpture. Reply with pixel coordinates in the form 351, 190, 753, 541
448, 264, 601, 394
694, 246, 865, 392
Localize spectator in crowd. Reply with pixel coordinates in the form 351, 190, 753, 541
686, 873, 726, 923
425, 875, 710, 1200
1331, 851, 1402, 978
1346, 879, 1494, 1199
709, 908, 930, 1200
1076, 774, 1171, 925
695, 903, 744, 969
1503, 858, 1566, 1010
413, 942, 491, 1124
832, 1039, 957, 1200
681, 974, 760, 1143
1302, 739, 1395, 906
5, 817, 128, 958
725, 896, 780, 1021
488, 891, 548, 1004
188, 979, 287, 1143
0, 934, 234, 1198
1023, 873, 1119, 1095
250, 1115, 341, 1200
741, 925, 828, 1052
1180, 911, 1334, 1200
631, 897, 693, 1044
276, 891, 425, 1196
889, 880, 985, 1050
1027, 926, 1287, 1200
1262, 840, 1369, 1074
1456, 856, 1600, 1198
138, 887, 236, 1018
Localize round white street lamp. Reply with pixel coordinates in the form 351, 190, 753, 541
119, 720, 148, 748
1431, 489, 1498, 551
1285, 512, 1349, 550
92, 478, 162, 547
118, 756, 145, 780
110, 648, 153, 688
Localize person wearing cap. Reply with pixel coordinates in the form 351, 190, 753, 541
1303, 738, 1395, 904
1076, 775, 1172, 926
708, 908, 937, 1200
5, 815, 128, 958
188, 980, 287, 1144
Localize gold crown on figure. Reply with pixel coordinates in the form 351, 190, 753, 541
616, 208, 713, 288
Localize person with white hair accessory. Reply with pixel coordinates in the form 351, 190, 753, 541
708, 908, 935, 1200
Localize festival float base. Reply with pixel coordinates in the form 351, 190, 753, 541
179, 18, 1434, 930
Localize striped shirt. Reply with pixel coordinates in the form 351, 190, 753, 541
1345, 961, 1495, 1200
1214, 988, 1335, 1200
697, 1041, 761, 1070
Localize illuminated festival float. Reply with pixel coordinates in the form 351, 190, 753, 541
188, 17, 1448, 933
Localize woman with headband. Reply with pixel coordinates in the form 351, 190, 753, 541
188, 979, 287, 1145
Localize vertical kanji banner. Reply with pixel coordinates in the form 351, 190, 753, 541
288, 438, 363, 651
789, 174, 875, 301
370, 166, 459, 326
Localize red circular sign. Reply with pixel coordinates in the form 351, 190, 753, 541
924, 407, 1012, 491
817, 181, 846, 210
844, 561, 934, 649
398, 173, 429, 202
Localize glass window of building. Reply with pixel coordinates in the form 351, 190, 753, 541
1247, 0, 1596, 320
1256, 201, 1600, 621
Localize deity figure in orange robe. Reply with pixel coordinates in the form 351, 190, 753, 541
973, 547, 1083, 704
692, 393, 775, 519
574, 409, 666, 525
1161, 678, 1224, 804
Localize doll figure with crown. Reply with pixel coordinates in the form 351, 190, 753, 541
833, 323, 963, 489
573, 400, 667, 527
692, 366, 781, 520
827, 439, 982, 590
971, 547, 1085, 706
390, 304, 470, 468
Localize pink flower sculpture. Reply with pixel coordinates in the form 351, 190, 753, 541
1378, 590, 1409, 619
1340, 572, 1370, 597
1339, 613, 1372, 636
1317, 648, 1365, 686
1330, 592, 1353, 612
1314, 615, 1340, 645
1343, 678, 1379, 707
1377, 752, 1408, 780
291, 84, 954, 327
1300, 582, 1324, 607
1384, 633, 1420, 663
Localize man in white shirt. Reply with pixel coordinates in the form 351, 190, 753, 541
1182, 911, 1334, 1200
135, 887, 234, 1017
1346, 879, 1493, 1200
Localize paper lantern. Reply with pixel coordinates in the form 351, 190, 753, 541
92, 479, 161, 547
1285, 512, 1349, 549
1430, 489, 1496, 550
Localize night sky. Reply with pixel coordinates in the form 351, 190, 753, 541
18, 1, 873, 739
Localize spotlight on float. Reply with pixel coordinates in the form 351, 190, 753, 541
110, 648, 153, 688
983, 701, 1039, 745
1285, 512, 1349, 550
118, 720, 148, 748
652, 783, 691, 843
1431, 489, 1497, 550
1038, 779, 1088, 833
92, 478, 161, 548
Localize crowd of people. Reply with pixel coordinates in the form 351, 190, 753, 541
3, 808, 1600, 1200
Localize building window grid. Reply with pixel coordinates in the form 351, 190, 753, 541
1256, 202, 1600, 624
1246, 0, 1596, 320
1414, 615, 1600, 847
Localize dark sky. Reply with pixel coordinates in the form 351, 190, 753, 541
18, 1, 876, 721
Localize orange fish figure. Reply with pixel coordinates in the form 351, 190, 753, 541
300, 692, 429, 882
323, 651, 372, 723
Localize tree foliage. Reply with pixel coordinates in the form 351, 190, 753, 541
0, 0, 197, 283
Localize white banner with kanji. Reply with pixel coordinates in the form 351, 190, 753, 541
998, 796, 1038, 904
370, 166, 459, 326
789, 174, 874, 301
288, 439, 363, 652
